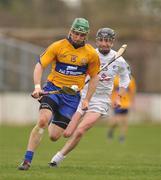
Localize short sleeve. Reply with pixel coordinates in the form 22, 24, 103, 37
39, 43, 57, 68
87, 52, 100, 77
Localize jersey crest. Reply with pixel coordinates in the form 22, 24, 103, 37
70, 55, 77, 62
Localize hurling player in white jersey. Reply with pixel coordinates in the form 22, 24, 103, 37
49, 27, 131, 167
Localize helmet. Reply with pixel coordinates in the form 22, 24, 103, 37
71, 18, 90, 34
96, 28, 116, 40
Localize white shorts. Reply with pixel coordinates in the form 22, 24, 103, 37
77, 96, 111, 116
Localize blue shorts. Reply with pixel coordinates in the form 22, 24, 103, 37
114, 107, 129, 114
42, 81, 81, 119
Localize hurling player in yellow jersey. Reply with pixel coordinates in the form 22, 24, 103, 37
18, 18, 100, 170
108, 75, 136, 143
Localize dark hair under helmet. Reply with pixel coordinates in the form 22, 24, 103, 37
96, 28, 116, 40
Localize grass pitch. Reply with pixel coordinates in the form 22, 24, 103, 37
0, 123, 160, 180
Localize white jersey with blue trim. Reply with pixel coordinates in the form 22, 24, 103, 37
81, 48, 130, 103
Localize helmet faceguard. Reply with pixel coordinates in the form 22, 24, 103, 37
96, 28, 116, 55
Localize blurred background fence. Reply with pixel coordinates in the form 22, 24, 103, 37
0, 35, 43, 92
0, 0, 160, 124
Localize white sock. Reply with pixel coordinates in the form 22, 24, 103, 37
50, 151, 65, 165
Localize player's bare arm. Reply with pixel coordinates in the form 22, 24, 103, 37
32, 63, 44, 99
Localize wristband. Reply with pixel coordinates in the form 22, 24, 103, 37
35, 84, 41, 89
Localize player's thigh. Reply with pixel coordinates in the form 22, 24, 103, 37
78, 112, 101, 130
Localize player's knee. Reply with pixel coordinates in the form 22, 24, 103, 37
63, 132, 70, 138
75, 128, 85, 138
38, 116, 49, 128
63, 130, 73, 138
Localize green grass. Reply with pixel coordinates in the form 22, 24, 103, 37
0, 123, 161, 180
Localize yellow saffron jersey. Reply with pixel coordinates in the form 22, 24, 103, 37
112, 76, 136, 109
39, 39, 100, 90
